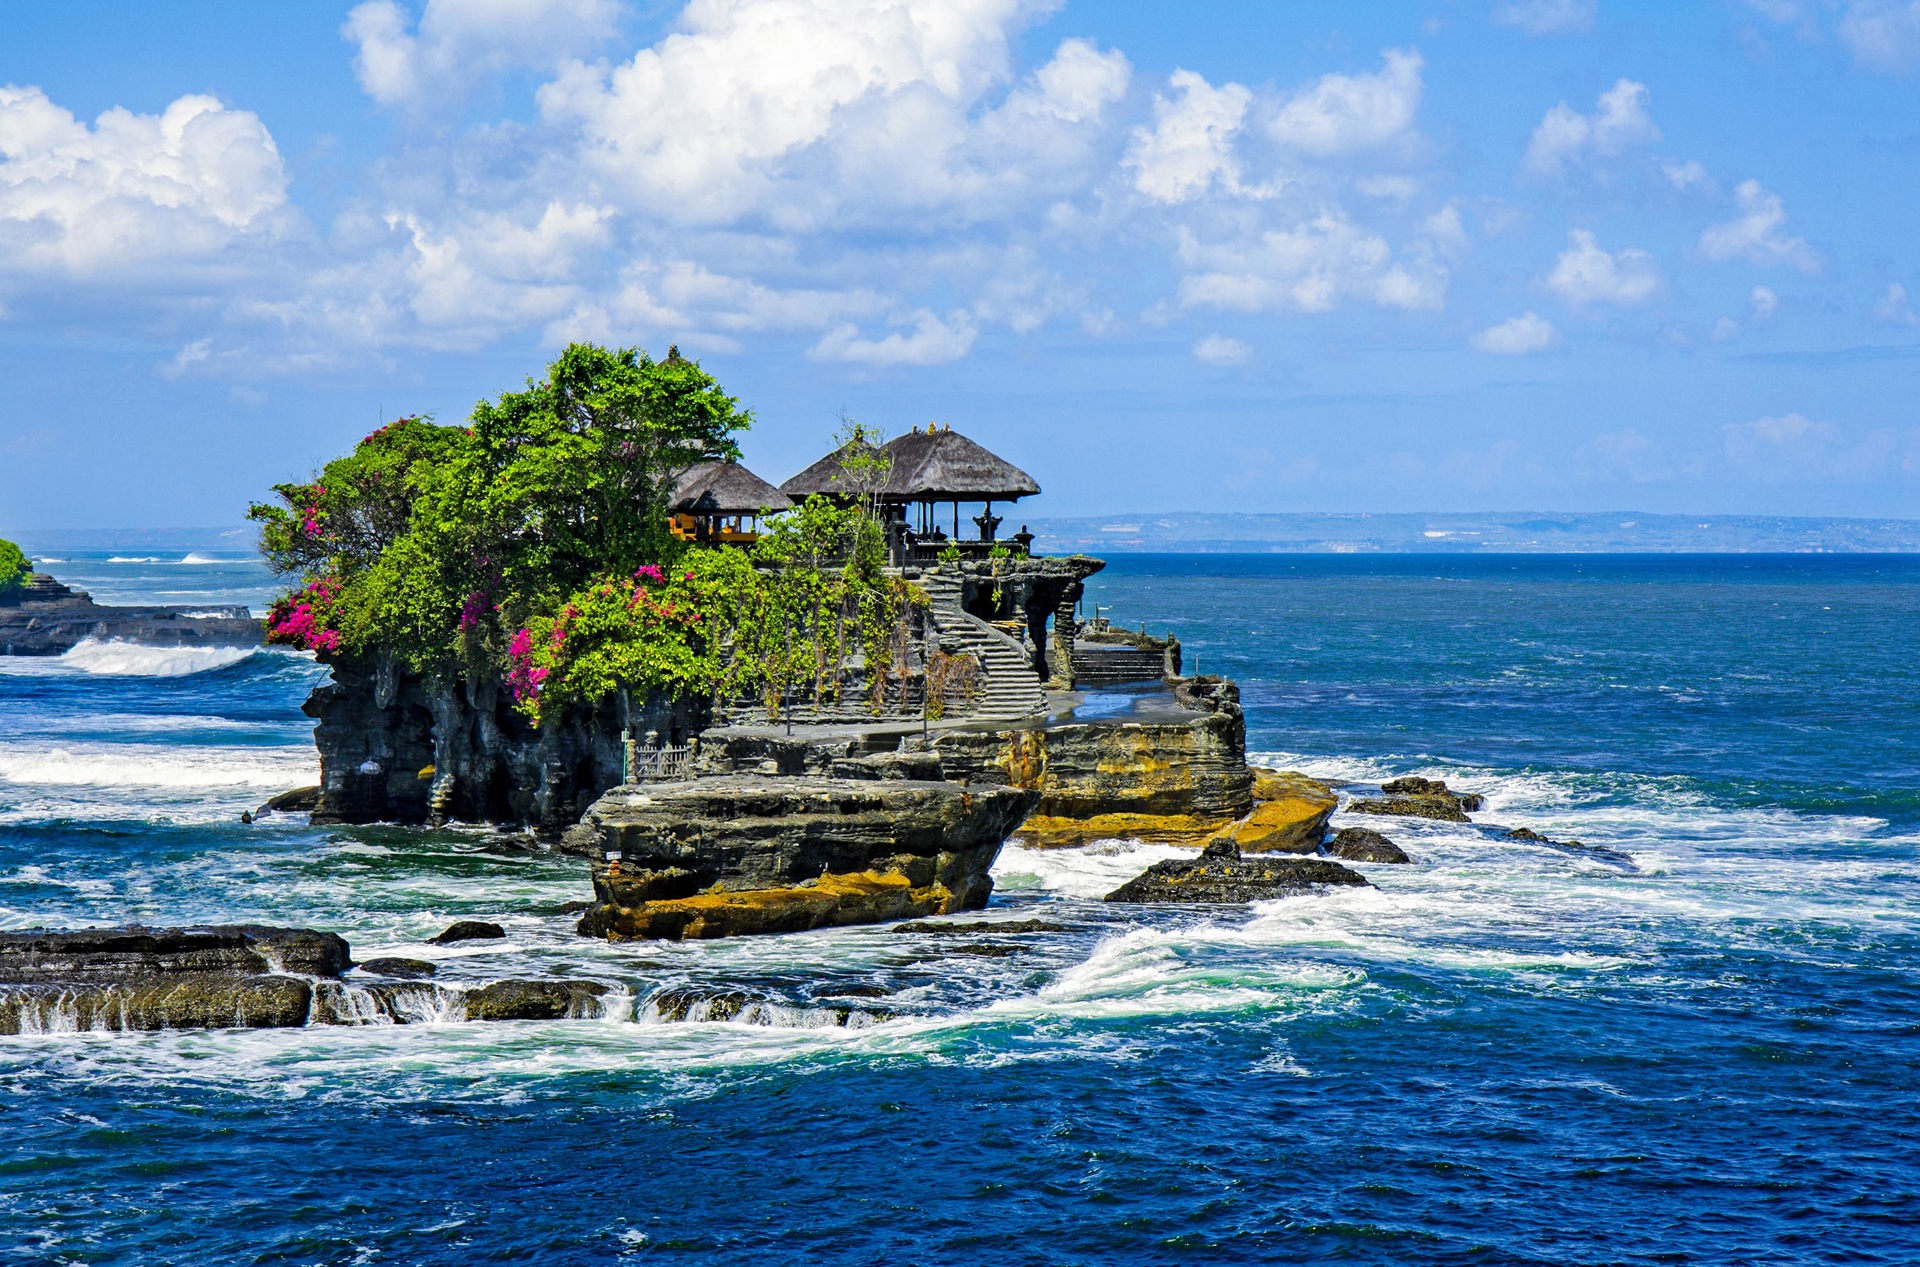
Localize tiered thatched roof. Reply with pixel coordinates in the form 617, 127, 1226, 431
669, 461, 790, 515
779, 426, 1040, 503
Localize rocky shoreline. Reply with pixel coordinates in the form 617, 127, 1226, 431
0, 569, 261, 657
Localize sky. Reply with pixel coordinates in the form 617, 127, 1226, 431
2, 0, 1918, 530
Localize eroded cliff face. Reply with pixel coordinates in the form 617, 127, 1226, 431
304, 655, 707, 834
931, 678, 1255, 845
565, 774, 1039, 940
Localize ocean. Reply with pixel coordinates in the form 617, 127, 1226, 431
2, 550, 1916, 1265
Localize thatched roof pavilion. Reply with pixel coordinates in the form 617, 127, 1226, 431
780, 425, 1040, 548
669, 460, 790, 515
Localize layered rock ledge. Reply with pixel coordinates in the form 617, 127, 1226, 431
0, 573, 261, 657
565, 774, 1039, 940
1105, 839, 1370, 903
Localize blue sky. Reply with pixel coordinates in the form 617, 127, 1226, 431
2, 0, 1918, 529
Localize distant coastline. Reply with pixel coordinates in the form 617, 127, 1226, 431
1022, 510, 1920, 554
11, 511, 1920, 557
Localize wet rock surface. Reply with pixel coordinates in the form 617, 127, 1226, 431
256, 786, 320, 816
646, 985, 892, 1027
359, 957, 437, 979
887, 919, 1067, 936
1105, 839, 1370, 904
1499, 826, 1636, 868
1326, 827, 1411, 864
464, 979, 608, 1021
568, 774, 1039, 941
1347, 777, 1484, 822
429, 920, 506, 945
0, 925, 351, 979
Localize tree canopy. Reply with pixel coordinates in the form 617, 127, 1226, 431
251, 344, 915, 722
0, 538, 29, 599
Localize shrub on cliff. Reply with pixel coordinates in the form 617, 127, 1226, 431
250, 343, 750, 672
0, 538, 29, 599
253, 347, 923, 721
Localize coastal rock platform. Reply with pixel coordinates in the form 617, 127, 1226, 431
566, 775, 1040, 940
0, 574, 261, 657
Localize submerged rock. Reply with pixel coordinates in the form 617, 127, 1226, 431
646, 985, 891, 1027
429, 920, 505, 944
1499, 827, 1636, 867
887, 918, 1067, 936
0, 975, 315, 1034
463, 979, 608, 1021
567, 774, 1038, 941
1205, 771, 1337, 853
1105, 839, 1370, 904
359, 957, 437, 979
1326, 827, 1411, 864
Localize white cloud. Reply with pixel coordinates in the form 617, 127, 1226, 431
1192, 334, 1250, 365
1580, 427, 1671, 480
1126, 69, 1252, 203
1749, 284, 1780, 319
1721, 412, 1912, 480
808, 309, 977, 366
343, 0, 621, 107
1698, 179, 1819, 272
1523, 78, 1658, 176
1177, 215, 1446, 314
1837, 1, 1920, 71
1546, 229, 1663, 305
0, 85, 288, 278
1494, 0, 1597, 36
537, 0, 1081, 226
1874, 281, 1919, 324
1471, 310, 1557, 353
1663, 159, 1710, 189
1267, 48, 1424, 156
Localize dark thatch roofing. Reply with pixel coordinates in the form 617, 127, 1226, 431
779, 427, 1040, 502
668, 461, 791, 515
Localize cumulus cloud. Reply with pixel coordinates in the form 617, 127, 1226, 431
537, 0, 1102, 227
1698, 179, 1819, 272
1471, 310, 1557, 353
1546, 229, 1663, 305
1663, 159, 1710, 189
1749, 284, 1780, 320
343, 0, 621, 107
1177, 215, 1446, 314
1721, 412, 1911, 480
1523, 78, 1658, 176
1493, 0, 1598, 36
808, 309, 978, 366
1192, 334, 1250, 365
1126, 69, 1253, 203
1266, 48, 1424, 156
1837, 1, 1920, 71
0, 85, 288, 278
1873, 281, 1918, 324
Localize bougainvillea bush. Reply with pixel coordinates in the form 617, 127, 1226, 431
252, 343, 916, 722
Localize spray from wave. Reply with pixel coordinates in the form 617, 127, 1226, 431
34, 639, 267, 678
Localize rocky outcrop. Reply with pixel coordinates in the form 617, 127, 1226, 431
1204, 770, 1337, 853
934, 677, 1254, 846
1326, 827, 1411, 864
304, 653, 707, 833
0, 925, 348, 1034
0, 924, 615, 1032
566, 774, 1039, 940
1498, 827, 1635, 867
1346, 777, 1485, 823
1105, 839, 1370, 903
429, 920, 505, 944
0, 573, 260, 656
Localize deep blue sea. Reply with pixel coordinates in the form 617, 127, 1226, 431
4, 550, 1918, 1265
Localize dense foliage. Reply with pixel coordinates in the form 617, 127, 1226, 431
252, 345, 920, 721
0, 537, 29, 598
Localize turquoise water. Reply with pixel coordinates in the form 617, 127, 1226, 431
3, 552, 1918, 1264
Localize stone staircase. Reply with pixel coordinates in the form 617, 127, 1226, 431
921, 571, 1048, 722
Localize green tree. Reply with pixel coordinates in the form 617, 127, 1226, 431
0, 537, 30, 599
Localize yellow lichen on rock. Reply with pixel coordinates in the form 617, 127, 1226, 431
601, 869, 961, 941
1012, 811, 1236, 848
1207, 771, 1337, 853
